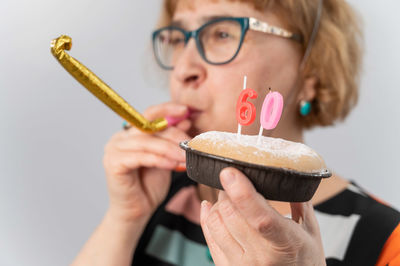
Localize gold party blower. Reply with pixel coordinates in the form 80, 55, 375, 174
51, 35, 187, 170
50, 35, 191, 133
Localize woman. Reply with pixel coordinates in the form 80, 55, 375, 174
72, 0, 400, 265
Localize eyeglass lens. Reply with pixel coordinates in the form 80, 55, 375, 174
154, 19, 243, 69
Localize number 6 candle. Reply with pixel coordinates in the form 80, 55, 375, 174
235, 76, 284, 143
236, 76, 258, 140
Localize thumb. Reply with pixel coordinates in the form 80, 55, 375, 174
290, 201, 320, 236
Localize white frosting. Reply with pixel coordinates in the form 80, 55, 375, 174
193, 131, 320, 161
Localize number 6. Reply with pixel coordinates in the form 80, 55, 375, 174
236, 88, 258, 126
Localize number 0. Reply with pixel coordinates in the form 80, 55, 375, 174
260, 91, 283, 130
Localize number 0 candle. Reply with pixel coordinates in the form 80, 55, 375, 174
260, 90, 284, 130
257, 89, 284, 144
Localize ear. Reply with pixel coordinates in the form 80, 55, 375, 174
298, 76, 317, 102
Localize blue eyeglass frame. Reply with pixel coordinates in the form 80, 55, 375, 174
152, 17, 302, 70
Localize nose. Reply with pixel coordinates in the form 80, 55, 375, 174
173, 39, 206, 89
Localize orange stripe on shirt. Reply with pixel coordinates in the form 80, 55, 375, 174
376, 223, 400, 266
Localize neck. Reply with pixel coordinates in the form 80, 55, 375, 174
269, 125, 304, 143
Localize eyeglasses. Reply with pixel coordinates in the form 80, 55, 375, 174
152, 17, 302, 70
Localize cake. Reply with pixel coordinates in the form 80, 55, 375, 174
180, 131, 331, 202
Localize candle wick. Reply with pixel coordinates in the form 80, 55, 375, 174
257, 126, 263, 145
237, 75, 247, 140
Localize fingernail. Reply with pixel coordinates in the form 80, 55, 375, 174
174, 163, 186, 172
201, 200, 210, 218
180, 150, 186, 159
177, 105, 188, 113
221, 169, 236, 187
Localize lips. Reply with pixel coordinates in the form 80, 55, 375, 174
165, 106, 203, 127
187, 107, 202, 120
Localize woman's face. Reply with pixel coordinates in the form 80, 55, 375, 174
169, 0, 305, 140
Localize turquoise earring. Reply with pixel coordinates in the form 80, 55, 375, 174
300, 100, 312, 116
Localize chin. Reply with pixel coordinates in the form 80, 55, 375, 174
188, 123, 213, 137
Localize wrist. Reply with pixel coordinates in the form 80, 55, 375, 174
104, 208, 150, 250
105, 207, 151, 232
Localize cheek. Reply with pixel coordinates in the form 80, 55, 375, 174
207, 87, 240, 131
169, 79, 179, 102
238, 41, 301, 99
213, 93, 237, 115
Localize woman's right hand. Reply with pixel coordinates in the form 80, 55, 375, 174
103, 103, 191, 225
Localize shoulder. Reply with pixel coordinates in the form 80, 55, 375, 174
376, 223, 400, 266
315, 182, 400, 265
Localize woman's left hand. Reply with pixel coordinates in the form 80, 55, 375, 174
200, 167, 326, 266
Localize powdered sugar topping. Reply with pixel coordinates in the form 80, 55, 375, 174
193, 131, 320, 160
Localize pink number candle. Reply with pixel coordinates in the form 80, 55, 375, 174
257, 89, 284, 143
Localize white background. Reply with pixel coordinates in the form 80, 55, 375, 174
0, 0, 399, 265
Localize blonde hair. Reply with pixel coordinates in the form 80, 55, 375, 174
158, 0, 363, 128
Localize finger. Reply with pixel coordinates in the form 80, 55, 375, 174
217, 191, 256, 249
219, 167, 287, 244
205, 208, 244, 259
143, 102, 188, 121
200, 201, 233, 266
155, 125, 191, 145
290, 202, 304, 224
174, 163, 187, 172
122, 151, 179, 170
201, 199, 244, 260
120, 103, 188, 134
140, 167, 172, 208
114, 134, 185, 162
175, 119, 192, 132
120, 119, 191, 152
290, 201, 320, 236
122, 118, 190, 142
217, 190, 228, 201
104, 150, 178, 176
